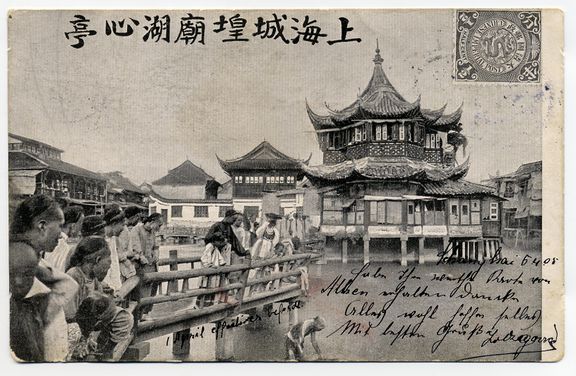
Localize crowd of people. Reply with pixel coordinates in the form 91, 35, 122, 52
9, 194, 164, 362
200, 209, 309, 302
9, 193, 311, 362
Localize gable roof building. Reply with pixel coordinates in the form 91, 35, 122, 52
148, 159, 221, 201
147, 159, 232, 231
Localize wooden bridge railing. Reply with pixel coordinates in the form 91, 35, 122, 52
117, 251, 320, 360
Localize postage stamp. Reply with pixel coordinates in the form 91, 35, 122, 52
455, 10, 542, 82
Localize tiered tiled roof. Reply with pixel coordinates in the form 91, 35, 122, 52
306, 47, 462, 131
301, 156, 470, 183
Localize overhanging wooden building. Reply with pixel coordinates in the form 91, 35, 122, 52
8, 133, 107, 214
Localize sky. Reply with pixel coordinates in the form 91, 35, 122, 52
8, 9, 542, 185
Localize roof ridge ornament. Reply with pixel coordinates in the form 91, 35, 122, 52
373, 39, 384, 65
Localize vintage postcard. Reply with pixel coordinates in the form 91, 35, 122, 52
7, 9, 564, 362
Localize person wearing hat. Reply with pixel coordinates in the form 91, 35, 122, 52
101, 206, 124, 294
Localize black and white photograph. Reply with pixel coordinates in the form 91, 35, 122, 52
5, 8, 564, 363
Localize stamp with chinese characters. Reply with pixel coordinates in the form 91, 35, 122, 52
455, 10, 541, 83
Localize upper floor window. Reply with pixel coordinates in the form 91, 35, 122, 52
194, 206, 208, 218
368, 200, 402, 225
375, 124, 382, 140
489, 203, 499, 221
171, 205, 183, 218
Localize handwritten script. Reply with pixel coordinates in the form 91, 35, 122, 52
319, 248, 558, 361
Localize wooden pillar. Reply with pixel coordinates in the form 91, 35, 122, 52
215, 319, 235, 361
168, 250, 179, 294
172, 328, 191, 356
341, 239, 348, 264
418, 237, 425, 264
443, 236, 450, 258
477, 239, 484, 262
400, 236, 408, 266
363, 236, 370, 264
122, 342, 151, 361
401, 200, 408, 233
487, 240, 494, 258
289, 300, 299, 326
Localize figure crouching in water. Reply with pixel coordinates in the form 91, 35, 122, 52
285, 316, 326, 361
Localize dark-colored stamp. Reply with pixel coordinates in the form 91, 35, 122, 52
455, 10, 541, 83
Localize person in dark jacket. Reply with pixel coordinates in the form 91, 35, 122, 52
197, 210, 251, 307
204, 209, 251, 259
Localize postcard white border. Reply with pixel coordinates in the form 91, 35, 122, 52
0, 0, 573, 375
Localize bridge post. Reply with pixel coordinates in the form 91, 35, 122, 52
121, 276, 150, 361
172, 329, 191, 356
289, 300, 299, 326
168, 250, 179, 294
215, 320, 235, 361
341, 239, 348, 264
121, 341, 150, 361
418, 237, 425, 264
400, 236, 408, 266
363, 235, 370, 264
